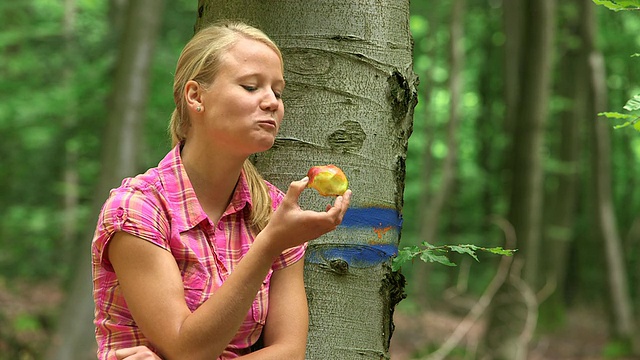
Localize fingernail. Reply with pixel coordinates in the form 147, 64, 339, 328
301, 176, 309, 183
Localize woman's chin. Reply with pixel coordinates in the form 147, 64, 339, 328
252, 137, 277, 153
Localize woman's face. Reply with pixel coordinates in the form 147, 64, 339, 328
198, 37, 285, 157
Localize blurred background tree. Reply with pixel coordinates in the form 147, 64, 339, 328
1, 0, 639, 359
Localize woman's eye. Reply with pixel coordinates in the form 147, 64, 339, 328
242, 85, 257, 92
274, 90, 283, 99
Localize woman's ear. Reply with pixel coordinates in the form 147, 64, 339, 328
185, 80, 203, 113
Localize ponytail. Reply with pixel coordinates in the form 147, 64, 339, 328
242, 159, 272, 233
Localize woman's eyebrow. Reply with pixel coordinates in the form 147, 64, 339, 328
237, 73, 285, 86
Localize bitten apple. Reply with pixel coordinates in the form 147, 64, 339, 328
306, 165, 349, 196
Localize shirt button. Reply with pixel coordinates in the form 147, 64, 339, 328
217, 223, 224, 231
116, 208, 124, 217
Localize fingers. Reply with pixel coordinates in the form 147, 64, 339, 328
326, 189, 352, 224
115, 346, 160, 360
115, 348, 136, 359
283, 176, 309, 205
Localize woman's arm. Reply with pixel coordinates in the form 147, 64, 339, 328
239, 258, 308, 360
108, 230, 275, 360
108, 179, 350, 360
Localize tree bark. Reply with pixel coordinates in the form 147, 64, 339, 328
197, 1, 417, 358
46, 1, 165, 359
485, 0, 556, 358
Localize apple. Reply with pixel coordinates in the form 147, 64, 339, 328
307, 165, 349, 196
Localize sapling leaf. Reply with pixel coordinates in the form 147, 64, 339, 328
392, 243, 516, 270
598, 112, 636, 120
391, 246, 419, 271
420, 250, 457, 267
449, 245, 480, 262
623, 95, 640, 112
484, 247, 517, 256
592, 0, 640, 10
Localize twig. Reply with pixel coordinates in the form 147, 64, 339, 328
509, 270, 539, 360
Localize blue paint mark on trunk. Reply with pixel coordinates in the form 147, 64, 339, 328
305, 207, 401, 268
340, 207, 403, 229
306, 244, 398, 268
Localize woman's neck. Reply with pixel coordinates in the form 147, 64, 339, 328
180, 141, 245, 224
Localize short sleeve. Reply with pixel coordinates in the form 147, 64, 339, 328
92, 183, 171, 272
266, 181, 308, 271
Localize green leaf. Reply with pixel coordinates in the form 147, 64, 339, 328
420, 241, 434, 248
449, 245, 480, 262
631, 53, 640, 58
392, 246, 419, 271
420, 250, 457, 266
623, 95, 640, 112
598, 112, 636, 120
484, 247, 517, 256
613, 117, 640, 129
391, 257, 403, 272
592, 0, 640, 10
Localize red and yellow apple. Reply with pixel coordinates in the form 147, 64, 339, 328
307, 165, 349, 196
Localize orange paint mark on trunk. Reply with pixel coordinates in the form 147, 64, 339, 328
374, 225, 393, 239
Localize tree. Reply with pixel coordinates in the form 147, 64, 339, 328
419, 0, 465, 271
587, 1, 638, 353
485, 0, 556, 358
197, 0, 417, 358
538, 0, 587, 329
46, 0, 165, 358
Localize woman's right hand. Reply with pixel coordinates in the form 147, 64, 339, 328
262, 176, 351, 253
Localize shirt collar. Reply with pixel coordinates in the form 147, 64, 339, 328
228, 169, 252, 214
157, 144, 252, 232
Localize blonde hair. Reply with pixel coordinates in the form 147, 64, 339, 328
169, 21, 283, 233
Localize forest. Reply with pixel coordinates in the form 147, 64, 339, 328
1, 0, 640, 359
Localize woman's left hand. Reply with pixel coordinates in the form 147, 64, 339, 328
115, 346, 162, 360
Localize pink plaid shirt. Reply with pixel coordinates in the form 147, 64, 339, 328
92, 145, 306, 360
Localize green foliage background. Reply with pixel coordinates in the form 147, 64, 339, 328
1, 0, 640, 358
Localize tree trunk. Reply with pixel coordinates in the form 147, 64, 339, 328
419, 0, 464, 250
415, 0, 464, 309
502, 0, 523, 133
197, 1, 417, 358
46, 1, 165, 359
412, 0, 440, 308
485, 0, 556, 358
60, 0, 80, 272
475, 0, 505, 235
508, 0, 555, 290
587, 2, 637, 352
538, 0, 585, 329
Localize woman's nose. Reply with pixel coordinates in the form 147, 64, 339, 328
260, 90, 280, 111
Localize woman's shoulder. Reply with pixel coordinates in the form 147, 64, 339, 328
104, 168, 168, 211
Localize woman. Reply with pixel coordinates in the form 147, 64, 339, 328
92, 21, 351, 360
